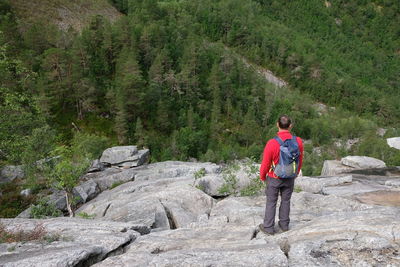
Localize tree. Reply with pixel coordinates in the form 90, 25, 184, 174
134, 117, 146, 148
50, 158, 90, 217
113, 48, 146, 143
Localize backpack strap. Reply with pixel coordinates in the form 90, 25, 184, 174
292, 135, 297, 143
274, 136, 284, 145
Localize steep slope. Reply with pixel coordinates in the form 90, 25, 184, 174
10, 0, 122, 31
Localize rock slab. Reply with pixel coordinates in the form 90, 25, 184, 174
387, 137, 400, 150
99, 146, 149, 167
341, 156, 386, 169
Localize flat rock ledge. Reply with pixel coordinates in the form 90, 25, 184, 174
0, 217, 141, 267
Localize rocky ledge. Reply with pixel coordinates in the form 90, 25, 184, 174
1, 149, 400, 266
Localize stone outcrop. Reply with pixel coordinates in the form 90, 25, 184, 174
321, 156, 387, 176
0, 217, 141, 267
387, 137, 400, 150
99, 146, 149, 168
77, 162, 219, 231
341, 156, 386, 169
295, 175, 352, 194
94, 224, 288, 267
4, 154, 400, 266
320, 160, 355, 176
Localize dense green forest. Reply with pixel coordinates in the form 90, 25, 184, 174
1, 0, 399, 188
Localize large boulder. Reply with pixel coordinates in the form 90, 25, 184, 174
0, 165, 24, 184
77, 177, 215, 230
387, 137, 400, 150
0, 217, 141, 267
320, 160, 355, 176
72, 179, 100, 203
99, 146, 149, 167
341, 156, 386, 169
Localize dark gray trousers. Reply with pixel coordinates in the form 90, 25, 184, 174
263, 176, 295, 232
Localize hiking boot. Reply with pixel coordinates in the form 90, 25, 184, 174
278, 222, 289, 232
258, 224, 274, 236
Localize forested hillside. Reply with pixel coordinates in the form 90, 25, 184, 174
1, 0, 399, 178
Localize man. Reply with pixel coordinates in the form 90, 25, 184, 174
259, 115, 303, 235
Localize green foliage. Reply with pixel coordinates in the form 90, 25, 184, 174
240, 158, 264, 196
294, 185, 302, 193
1, 0, 399, 179
0, 181, 35, 218
21, 125, 56, 192
50, 158, 90, 194
30, 198, 62, 219
110, 181, 124, 189
194, 168, 206, 180
354, 133, 400, 167
195, 184, 206, 192
77, 212, 95, 219
48, 150, 90, 217
70, 132, 110, 160
240, 177, 264, 196
218, 162, 240, 195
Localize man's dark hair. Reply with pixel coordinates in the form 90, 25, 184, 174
278, 115, 292, 129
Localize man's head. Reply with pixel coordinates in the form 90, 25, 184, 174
277, 115, 292, 130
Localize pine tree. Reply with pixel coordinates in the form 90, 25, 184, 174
134, 117, 146, 148
113, 48, 145, 144
209, 63, 222, 145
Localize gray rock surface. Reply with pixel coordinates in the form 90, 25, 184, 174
295, 175, 352, 194
5, 159, 400, 266
94, 224, 288, 267
77, 179, 214, 230
387, 137, 400, 150
99, 146, 149, 167
377, 127, 387, 137
271, 209, 400, 266
0, 217, 141, 267
321, 160, 355, 176
0, 165, 24, 184
341, 156, 386, 169
19, 188, 32, 197
88, 159, 106, 172
72, 179, 100, 203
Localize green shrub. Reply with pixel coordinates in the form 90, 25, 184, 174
77, 212, 95, 219
30, 198, 62, 219
194, 168, 206, 180
0, 181, 35, 218
294, 185, 302, 193
110, 181, 124, 189
240, 177, 264, 196
218, 162, 240, 195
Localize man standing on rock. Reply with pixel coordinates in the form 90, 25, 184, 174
259, 115, 303, 235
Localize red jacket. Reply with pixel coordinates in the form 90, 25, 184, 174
260, 130, 304, 181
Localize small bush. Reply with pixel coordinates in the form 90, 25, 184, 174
194, 168, 206, 180
240, 177, 264, 196
77, 212, 95, 219
110, 181, 124, 189
30, 198, 62, 219
0, 222, 60, 243
294, 185, 302, 193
